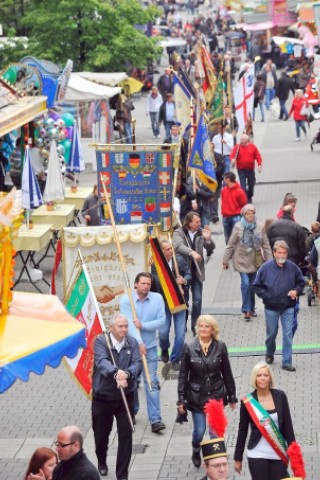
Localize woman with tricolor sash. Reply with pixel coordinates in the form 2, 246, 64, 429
234, 361, 295, 480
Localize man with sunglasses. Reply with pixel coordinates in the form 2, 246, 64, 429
52, 425, 99, 479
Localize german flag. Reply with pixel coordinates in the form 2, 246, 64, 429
149, 237, 186, 314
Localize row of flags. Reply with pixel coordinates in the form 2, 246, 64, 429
172, 45, 255, 192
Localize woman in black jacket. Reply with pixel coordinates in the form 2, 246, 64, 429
177, 315, 237, 468
234, 362, 295, 480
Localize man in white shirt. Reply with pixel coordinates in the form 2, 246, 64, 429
212, 124, 234, 174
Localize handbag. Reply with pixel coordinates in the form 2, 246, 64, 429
255, 250, 264, 269
300, 104, 309, 116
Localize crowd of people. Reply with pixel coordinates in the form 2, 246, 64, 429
10, 2, 320, 480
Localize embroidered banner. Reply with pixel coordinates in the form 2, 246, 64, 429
95, 145, 175, 231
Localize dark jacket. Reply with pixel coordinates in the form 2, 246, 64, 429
178, 338, 237, 412
234, 389, 295, 462
253, 259, 305, 311
159, 100, 175, 124
267, 215, 307, 265
81, 193, 100, 226
254, 79, 265, 100
151, 254, 192, 308
92, 333, 142, 400
276, 74, 294, 101
173, 226, 215, 282
52, 449, 100, 480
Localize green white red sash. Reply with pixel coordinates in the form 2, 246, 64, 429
242, 394, 288, 465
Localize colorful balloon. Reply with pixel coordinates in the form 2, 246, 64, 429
35, 138, 44, 148
61, 112, 75, 127
66, 126, 73, 140
60, 139, 71, 162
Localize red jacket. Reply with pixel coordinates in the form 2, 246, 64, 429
221, 182, 247, 217
230, 143, 262, 170
289, 97, 307, 120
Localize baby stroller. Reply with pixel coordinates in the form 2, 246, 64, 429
310, 128, 320, 151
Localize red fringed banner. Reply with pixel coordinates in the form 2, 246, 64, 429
149, 236, 186, 314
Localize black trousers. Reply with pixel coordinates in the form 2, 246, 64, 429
248, 457, 288, 480
92, 392, 134, 480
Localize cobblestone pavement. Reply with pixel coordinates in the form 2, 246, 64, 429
2, 42, 320, 480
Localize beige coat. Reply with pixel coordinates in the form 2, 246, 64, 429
223, 222, 272, 273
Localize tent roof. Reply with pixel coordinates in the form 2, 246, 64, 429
78, 71, 128, 86
64, 73, 121, 103
0, 95, 47, 138
236, 21, 275, 31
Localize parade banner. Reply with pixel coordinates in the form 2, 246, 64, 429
172, 73, 192, 134
199, 45, 217, 108
189, 115, 217, 192
65, 265, 105, 395
95, 145, 175, 231
234, 64, 254, 134
62, 224, 148, 324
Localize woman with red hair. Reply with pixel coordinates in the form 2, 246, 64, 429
24, 447, 57, 480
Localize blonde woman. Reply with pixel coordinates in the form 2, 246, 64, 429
234, 362, 295, 480
177, 315, 237, 468
288, 89, 308, 142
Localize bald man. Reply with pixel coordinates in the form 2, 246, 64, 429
52, 426, 99, 480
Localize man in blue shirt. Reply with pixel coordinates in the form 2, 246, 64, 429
120, 272, 166, 433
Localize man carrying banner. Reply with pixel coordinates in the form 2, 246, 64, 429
91, 313, 142, 478
230, 134, 262, 204
173, 212, 215, 336
120, 272, 167, 433
151, 239, 191, 371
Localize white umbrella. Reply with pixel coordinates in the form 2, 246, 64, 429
21, 146, 44, 210
43, 140, 65, 203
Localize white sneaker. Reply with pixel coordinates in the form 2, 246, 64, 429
294, 138, 301, 142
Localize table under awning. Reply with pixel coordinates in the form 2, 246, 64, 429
0, 95, 47, 137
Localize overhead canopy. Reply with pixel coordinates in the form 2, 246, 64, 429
236, 21, 275, 31
272, 36, 304, 46
0, 95, 47, 138
64, 73, 121, 103
159, 37, 187, 48
78, 71, 128, 86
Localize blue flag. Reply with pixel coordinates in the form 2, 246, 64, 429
188, 115, 217, 192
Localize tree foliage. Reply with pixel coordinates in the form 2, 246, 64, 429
9, 0, 163, 71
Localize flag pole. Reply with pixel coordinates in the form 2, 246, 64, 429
77, 250, 135, 432
99, 174, 152, 391
173, 210, 202, 279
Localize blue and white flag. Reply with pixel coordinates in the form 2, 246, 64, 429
67, 124, 85, 173
172, 73, 192, 134
188, 115, 217, 192
21, 146, 44, 209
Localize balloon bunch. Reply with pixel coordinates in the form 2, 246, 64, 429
33, 111, 75, 168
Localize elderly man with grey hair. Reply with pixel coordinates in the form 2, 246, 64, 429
230, 134, 262, 204
253, 240, 305, 372
92, 313, 142, 479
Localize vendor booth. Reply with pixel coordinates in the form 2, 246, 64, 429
63, 73, 121, 172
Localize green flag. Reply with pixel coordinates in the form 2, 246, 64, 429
208, 74, 224, 125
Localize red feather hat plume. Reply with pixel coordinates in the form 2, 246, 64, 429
287, 442, 306, 479
204, 399, 228, 437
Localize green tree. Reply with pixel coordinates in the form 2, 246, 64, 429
20, 0, 161, 71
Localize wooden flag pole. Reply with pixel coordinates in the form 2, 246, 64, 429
100, 174, 152, 391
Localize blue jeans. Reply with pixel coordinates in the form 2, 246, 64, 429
238, 169, 256, 203
279, 99, 288, 119
295, 120, 306, 139
190, 277, 203, 332
150, 112, 160, 136
222, 215, 241, 244
159, 307, 186, 362
124, 122, 133, 143
191, 412, 218, 448
265, 88, 275, 109
239, 272, 256, 313
164, 121, 175, 139
142, 346, 162, 424
265, 307, 295, 366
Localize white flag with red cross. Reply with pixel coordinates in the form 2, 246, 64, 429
234, 65, 255, 134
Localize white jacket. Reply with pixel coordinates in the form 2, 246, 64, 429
146, 93, 163, 113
